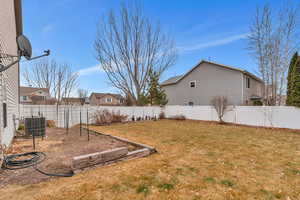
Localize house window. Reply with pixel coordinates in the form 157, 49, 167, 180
106, 98, 112, 103
188, 101, 194, 106
3, 103, 7, 128
22, 96, 27, 100
190, 81, 196, 88
246, 77, 250, 88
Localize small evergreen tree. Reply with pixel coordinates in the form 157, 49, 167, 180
147, 70, 168, 106
137, 93, 149, 106
286, 52, 298, 105
292, 58, 300, 107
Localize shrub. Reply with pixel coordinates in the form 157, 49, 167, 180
169, 115, 186, 120
253, 100, 263, 106
92, 110, 127, 125
211, 96, 228, 123
159, 111, 165, 119
47, 120, 56, 128
18, 124, 25, 130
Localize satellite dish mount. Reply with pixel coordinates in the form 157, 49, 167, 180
0, 35, 50, 72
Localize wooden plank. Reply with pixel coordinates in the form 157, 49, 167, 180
73, 148, 151, 174
72, 147, 128, 169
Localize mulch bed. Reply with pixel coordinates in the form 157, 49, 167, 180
0, 127, 141, 187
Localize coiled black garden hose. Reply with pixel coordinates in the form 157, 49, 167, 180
3, 152, 74, 177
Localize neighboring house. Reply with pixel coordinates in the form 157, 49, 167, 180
89, 93, 125, 106
20, 86, 52, 105
61, 97, 86, 105
161, 60, 264, 106
0, 0, 22, 150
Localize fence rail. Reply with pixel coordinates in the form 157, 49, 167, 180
19, 105, 300, 130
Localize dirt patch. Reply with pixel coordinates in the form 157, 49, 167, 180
0, 127, 140, 187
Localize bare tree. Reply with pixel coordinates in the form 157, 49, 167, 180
77, 88, 89, 98
211, 96, 228, 123
247, 3, 300, 105
94, 2, 177, 105
23, 59, 79, 104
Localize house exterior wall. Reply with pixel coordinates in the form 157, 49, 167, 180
90, 94, 122, 106
243, 75, 264, 104
0, 0, 20, 147
162, 62, 244, 105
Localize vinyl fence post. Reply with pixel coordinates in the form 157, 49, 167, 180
66, 107, 69, 135
80, 107, 82, 136
87, 108, 89, 141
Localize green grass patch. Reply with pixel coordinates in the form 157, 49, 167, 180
136, 184, 150, 196
220, 179, 234, 187
260, 189, 282, 199
158, 183, 174, 191
290, 169, 300, 175
203, 177, 216, 183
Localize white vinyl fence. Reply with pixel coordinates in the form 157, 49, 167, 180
19, 105, 300, 130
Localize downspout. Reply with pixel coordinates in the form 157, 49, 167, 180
241, 73, 244, 105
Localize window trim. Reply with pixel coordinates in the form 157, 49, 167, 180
106, 97, 112, 103
190, 80, 196, 88
246, 77, 250, 89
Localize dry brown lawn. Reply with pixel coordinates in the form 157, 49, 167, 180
0, 120, 300, 200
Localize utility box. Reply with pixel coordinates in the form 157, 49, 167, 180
25, 117, 46, 137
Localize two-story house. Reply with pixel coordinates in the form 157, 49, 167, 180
89, 93, 124, 106
161, 60, 264, 105
20, 86, 51, 104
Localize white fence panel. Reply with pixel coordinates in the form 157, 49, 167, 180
19, 105, 300, 130
234, 106, 268, 127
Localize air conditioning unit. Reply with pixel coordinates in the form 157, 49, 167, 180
24, 117, 46, 137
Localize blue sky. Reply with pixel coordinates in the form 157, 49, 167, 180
21, 0, 295, 95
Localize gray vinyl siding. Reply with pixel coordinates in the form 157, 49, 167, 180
162, 62, 244, 105
243, 75, 263, 103
0, 1, 20, 147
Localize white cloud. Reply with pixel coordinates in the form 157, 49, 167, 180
178, 33, 249, 53
42, 24, 54, 33
77, 64, 103, 76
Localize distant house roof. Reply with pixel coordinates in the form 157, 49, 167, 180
160, 60, 264, 86
61, 97, 85, 104
90, 92, 123, 100
20, 86, 49, 96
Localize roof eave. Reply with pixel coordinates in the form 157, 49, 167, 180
14, 0, 23, 36
160, 83, 176, 87
242, 71, 264, 83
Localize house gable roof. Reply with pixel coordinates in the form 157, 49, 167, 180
90, 92, 123, 100
160, 60, 264, 86
20, 86, 49, 96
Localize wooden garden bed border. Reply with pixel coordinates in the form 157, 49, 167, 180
73, 129, 157, 173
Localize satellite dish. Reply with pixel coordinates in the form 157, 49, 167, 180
0, 34, 50, 72
17, 35, 32, 60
